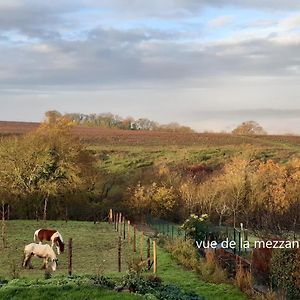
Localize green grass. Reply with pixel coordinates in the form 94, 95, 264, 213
0, 285, 144, 300
155, 244, 247, 300
1, 220, 146, 278
0, 220, 247, 300
92, 141, 300, 178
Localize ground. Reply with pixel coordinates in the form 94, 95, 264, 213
0, 220, 246, 300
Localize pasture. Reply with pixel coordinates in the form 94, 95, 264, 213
0, 220, 246, 300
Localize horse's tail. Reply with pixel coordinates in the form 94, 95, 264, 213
33, 229, 40, 242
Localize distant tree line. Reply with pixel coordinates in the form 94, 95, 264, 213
45, 110, 194, 133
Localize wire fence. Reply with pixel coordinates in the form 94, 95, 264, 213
146, 215, 250, 256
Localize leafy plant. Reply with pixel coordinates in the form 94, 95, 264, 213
181, 214, 209, 241
270, 248, 300, 299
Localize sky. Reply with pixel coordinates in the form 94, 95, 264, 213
0, 0, 300, 134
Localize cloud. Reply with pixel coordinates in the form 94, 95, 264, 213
208, 16, 233, 28
280, 14, 300, 30
0, 1, 300, 37
1, 27, 300, 89
0, 0, 300, 135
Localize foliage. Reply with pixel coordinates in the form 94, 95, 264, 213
165, 238, 228, 285
234, 264, 253, 295
128, 182, 178, 219
0, 120, 95, 220
121, 270, 206, 300
270, 248, 300, 299
165, 238, 200, 270
52, 110, 194, 133
232, 121, 267, 135
251, 248, 273, 284
181, 214, 209, 241
0, 275, 142, 300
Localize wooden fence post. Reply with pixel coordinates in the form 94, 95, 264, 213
116, 213, 119, 232
238, 231, 241, 254
123, 217, 126, 240
153, 240, 157, 274
147, 238, 151, 270
109, 209, 113, 224
68, 238, 73, 276
127, 220, 131, 242
140, 232, 144, 260
118, 236, 121, 272
133, 225, 136, 252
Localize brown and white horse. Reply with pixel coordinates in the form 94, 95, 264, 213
34, 229, 64, 255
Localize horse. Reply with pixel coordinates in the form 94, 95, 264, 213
34, 228, 64, 255
22, 243, 58, 272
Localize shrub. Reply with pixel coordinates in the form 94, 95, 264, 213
181, 214, 209, 241
234, 263, 253, 294
270, 248, 300, 299
165, 238, 228, 284
121, 271, 206, 300
200, 251, 228, 284
165, 238, 199, 270
252, 247, 273, 284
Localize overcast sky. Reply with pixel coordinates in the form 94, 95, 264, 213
0, 0, 300, 133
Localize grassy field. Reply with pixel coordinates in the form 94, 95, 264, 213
0, 220, 246, 300
0, 285, 144, 300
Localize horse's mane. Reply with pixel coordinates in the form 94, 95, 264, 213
52, 231, 65, 252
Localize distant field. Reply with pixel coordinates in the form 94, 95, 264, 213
1, 120, 300, 148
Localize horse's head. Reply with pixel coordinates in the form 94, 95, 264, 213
55, 236, 65, 254
51, 258, 58, 271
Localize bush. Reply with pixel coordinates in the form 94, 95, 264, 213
121, 271, 206, 300
234, 263, 253, 294
165, 238, 228, 284
270, 248, 300, 299
252, 248, 273, 284
181, 214, 209, 241
165, 238, 200, 270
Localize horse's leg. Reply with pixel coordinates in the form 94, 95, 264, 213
41, 258, 47, 269
29, 258, 33, 269
56, 245, 60, 255
22, 254, 28, 268
28, 255, 33, 269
